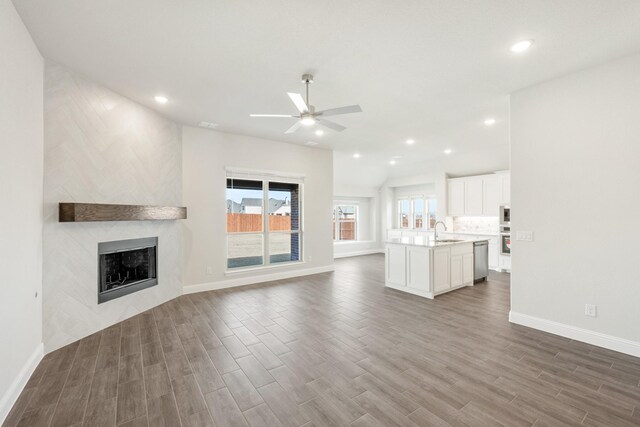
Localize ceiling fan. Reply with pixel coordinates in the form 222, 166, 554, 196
250, 74, 362, 133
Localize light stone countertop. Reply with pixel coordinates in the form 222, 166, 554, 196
439, 231, 499, 237
386, 236, 489, 248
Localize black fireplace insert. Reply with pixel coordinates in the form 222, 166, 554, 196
98, 237, 158, 303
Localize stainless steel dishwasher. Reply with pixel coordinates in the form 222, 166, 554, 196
473, 240, 489, 282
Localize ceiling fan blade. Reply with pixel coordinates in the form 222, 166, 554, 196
316, 105, 362, 117
317, 119, 346, 132
287, 93, 309, 113
250, 114, 297, 118
284, 121, 303, 134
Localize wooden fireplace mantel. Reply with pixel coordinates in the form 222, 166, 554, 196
59, 203, 187, 222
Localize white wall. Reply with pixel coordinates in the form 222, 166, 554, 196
43, 63, 183, 352
510, 52, 640, 356
182, 127, 334, 291
0, 0, 44, 421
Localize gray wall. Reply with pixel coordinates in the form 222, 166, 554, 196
182, 126, 334, 290
43, 63, 183, 352
510, 52, 640, 352
0, 0, 44, 420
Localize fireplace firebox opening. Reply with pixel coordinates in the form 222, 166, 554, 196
98, 237, 158, 303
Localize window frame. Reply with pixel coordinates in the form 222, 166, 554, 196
397, 196, 437, 230
226, 176, 304, 272
333, 204, 359, 242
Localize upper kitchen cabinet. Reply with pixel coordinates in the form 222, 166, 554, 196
496, 171, 511, 205
447, 179, 465, 216
482, 174, 500, 216
447, 172, 507, 216
464, 177, 484, 215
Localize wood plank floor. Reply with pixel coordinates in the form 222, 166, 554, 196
5, 254, 640, 426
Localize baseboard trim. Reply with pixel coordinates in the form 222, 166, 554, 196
334, 249, 383, 259
509, 311, 640, 358
0, 342, 44, 425
183, 265, 335, 295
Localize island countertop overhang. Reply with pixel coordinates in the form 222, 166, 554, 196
386, 237, 489, 248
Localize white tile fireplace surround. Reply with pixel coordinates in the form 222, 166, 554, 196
43, 63, 183, 352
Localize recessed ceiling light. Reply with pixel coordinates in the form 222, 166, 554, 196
154, 95, 168, 104
198, 121, 218, 129
315, 129, 324, 136
300, 117, 315, 126
510, 39, 534, 53
305, 141, 319, 146
484, 118, 496, 126
389, 160, 397, 165
444, 149, 452, 155
406, 139, 415, 145
353, 153, 361, 159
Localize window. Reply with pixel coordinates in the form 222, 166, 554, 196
399, 199, 410, 229
333, 205, 358, 241
226, 178, 301, 269
397, 197, 437, 229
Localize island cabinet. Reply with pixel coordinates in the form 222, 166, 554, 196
385, 240, 475, 299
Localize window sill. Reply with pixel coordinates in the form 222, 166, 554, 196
225, 260, 306, 276
333, 240, 377, 245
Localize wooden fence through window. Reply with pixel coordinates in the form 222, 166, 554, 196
227, 213, 291, 232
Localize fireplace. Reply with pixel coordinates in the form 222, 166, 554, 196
98, 237, 158, 303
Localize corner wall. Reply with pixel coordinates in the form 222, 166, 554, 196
42, 63, 183, 353
0, 0, 44, 421
510, 52, 640, 356
182, 127, 334, 292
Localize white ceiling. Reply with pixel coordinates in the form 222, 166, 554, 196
13, 0, 640, 187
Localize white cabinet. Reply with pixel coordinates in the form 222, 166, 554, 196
482, 175, 500, 216
447, 173, 507, 217
488, 238, 499, 270
432, 248, 450, 293
407, 246, 430, 291
384, 242, 474, 298
447, 180, 465, 216
463, 253, 474, 284
450, 243, 474, 290
450, 254, 463, 288
499, 255, 511, 272
386, 245, 406, 287
497, 171, 511, 205
464, 178, 484, 216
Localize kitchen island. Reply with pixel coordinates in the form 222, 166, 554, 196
385, 237, 487, 299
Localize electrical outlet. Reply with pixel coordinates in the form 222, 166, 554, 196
585, 304, 597, 317
307, 256, 312, 262
206, 266, 213, 275
516, 231, 534, 241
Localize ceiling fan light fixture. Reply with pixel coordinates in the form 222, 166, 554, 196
300, 117, 316, 126
510, 39, 534, 53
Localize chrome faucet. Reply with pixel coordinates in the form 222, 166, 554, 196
434, 221, 447, 241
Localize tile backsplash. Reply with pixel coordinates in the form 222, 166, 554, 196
448, 216, 499, 234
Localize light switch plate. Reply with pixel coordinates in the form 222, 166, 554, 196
585, 304, 597, 317
516, 231, 534, 241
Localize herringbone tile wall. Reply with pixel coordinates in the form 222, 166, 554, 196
43, 62, 183, 353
